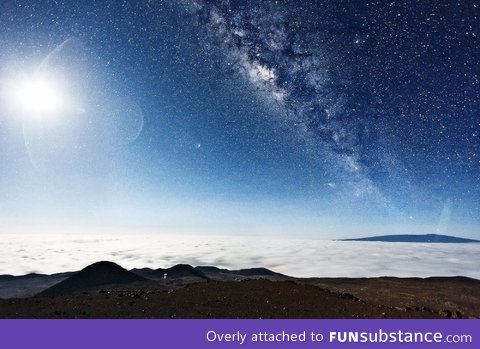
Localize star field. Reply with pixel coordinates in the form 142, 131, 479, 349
0, 0, 478, 237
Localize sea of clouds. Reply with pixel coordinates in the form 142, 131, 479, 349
1, 233, 479, 279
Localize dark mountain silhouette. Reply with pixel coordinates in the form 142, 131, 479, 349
132, 265, 285, 279
196, 266, 287, 278
37, 261, 146, 297
341, 234, 480, 243
0, 275, 16, 282
3, 264, 288, 299
229, 267, 285, 277
132, 264, 208, 280
195, 266, 224, 274
0, 273, 52, 281
0, 271, 75, 298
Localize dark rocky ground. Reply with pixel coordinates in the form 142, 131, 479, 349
0, 261, 478, 319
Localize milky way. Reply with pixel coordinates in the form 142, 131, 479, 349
182, 0, 480, 220
182, 0, 385, 206
0, 0, 478, 237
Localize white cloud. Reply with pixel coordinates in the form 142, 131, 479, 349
2, 233, 479, 279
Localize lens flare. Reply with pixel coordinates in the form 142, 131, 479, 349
9, 75, 65, 117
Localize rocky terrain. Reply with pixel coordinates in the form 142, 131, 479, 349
0, 261, 478, 318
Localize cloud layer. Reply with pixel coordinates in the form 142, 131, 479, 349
2, 233, 479, 278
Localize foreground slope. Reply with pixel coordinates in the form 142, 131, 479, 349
0, 279, 453, 319
0, 261, 478, 318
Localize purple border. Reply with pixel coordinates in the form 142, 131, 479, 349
0, 319, 477, 349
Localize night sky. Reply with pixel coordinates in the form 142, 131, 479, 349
0, 0, 478, 238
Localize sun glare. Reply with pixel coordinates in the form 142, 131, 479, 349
9, 75, 65, 117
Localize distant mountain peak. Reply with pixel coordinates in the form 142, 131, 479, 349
131, 264, 209, 280
37, 261, 146, 297
341, 234, 480, 243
